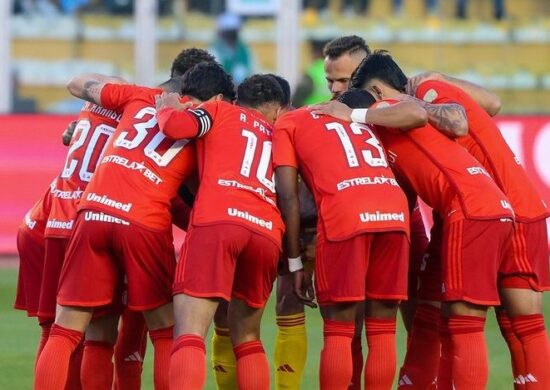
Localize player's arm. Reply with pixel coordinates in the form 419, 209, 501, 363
61, 120, 77, 146
276, 166, 316, 308
413, 98, 468, 138
66, 73, 126, 105
408, 72, 502, 116
156, 93, 209, 140
310, 100, 428, 129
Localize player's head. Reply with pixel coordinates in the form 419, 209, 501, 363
170, 47, 217, 78
338, 88, 376, 109
236, 74, 286, 124
323, 35, 371, 99
266, 73, 292, 112
181, 62, 236, 103
350, 50, 407, 101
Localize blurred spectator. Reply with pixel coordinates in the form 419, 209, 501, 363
292, 39, 332, 107
59, 0, 90, 14
13, 0, 59, 16
393, 0, 439, 17
457, 0, 506, 20
209, 12, 253, 84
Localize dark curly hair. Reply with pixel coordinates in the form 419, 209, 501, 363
170, 48, 217, 77
181, 62, 236, 102
265, 73, 291, 107
323, 35, 371, 59
236, 74, 285, 108
338, 88, 376, 108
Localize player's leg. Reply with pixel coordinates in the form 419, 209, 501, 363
211, 301, 237, 390
143, 303, 174, 390
113, 309, 148, 390
81, 313, 119, 389
442, 218, 513, 390
229, 229, 279, 390
274, 267, 307, 390
170, 224, 246, 389
364, 232, 409, 390
499, 220, 550, 390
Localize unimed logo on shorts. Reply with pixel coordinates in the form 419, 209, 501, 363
359, 211, 405, 223
84, 211, 130, 225
227, 208, 273, 230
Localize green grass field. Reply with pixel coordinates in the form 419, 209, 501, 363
1, 266, 548, 389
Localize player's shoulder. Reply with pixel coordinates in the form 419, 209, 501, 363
275, 107, 310, 127
416, 79, 459, 101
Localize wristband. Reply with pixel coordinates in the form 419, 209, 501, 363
350, 108, 368, 123
288, 256, 304, 272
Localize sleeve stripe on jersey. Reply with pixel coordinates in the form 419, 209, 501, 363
189, 108, 213, 138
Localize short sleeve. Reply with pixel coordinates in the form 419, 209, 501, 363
100, 84, 144, 112
415, 80, 458, 105
272, 116, 299, 169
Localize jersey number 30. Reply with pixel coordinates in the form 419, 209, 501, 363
326, 122, 388, 168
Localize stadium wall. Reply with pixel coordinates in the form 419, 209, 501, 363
0, 115, 549, 254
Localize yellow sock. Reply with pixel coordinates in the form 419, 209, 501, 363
274, 313, 307, 390
211, 327, 237, 390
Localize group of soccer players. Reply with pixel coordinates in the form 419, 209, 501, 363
15, 34, 550, 390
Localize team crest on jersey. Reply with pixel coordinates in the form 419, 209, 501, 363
422, 89, 438, 103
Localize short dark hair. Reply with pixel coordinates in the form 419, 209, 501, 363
170, 48, 217, 77
181, 62, 236, 102
266, 73, 291, 107
236, 74, 285, 108
350, 50, 407, 93
338, 88, 376, 108
323, 35, 371, 59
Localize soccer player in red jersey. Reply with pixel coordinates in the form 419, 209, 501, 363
312, 52, 516, 390
155, 74, 286, 390
273, 100, 429, 389
410, 78, 550, 389
33, 63, 236, 390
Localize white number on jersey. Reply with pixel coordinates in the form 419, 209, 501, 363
113, 106, 189, 167
239, 129, 275, 192
60, 119, 116, 182
326, 122, 388, 168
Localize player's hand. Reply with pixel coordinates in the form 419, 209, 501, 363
308, 100, 353, 122
406, 72, 442, 95
155, 92, 191, 111
293, 269, 317, 308
62, 120, 78, 146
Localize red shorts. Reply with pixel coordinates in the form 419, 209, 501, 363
58, 211, 176, 311
14, 226, 45, 317
499, 219, 550, 291
37, 238, 68, 321
419, 218, 513, 306
174, 224, 279, 308
315, 231, 409, 306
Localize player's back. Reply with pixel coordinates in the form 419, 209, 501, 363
192, 100, 283, 246
46, 103, 120, 238
274, 107, 409, 241
80, 84, 196, 231
374, 99, 513, 222
417, 80, 549, 223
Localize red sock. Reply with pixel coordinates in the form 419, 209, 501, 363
511, 314, 550, 389
34, 324, 83, 390
169, 334, 206, 389
150, 326, 173, 390
113, 310, 147, 390
348, 336, 363, 389
448, 315, 488, 390
497, 312, 526, 389
234, 340, 270, 390
35, 323, 52, 368
80, 341, 114, 390
320, 319, 354, 390
438, 317, 453, 390
66, 341, 83, 390
398, 304, 440, 389
364, 318, 397, 390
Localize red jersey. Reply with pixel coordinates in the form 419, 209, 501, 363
416, 80, 549, 223
78, 84, 196, 231
272, 108, 409, 241
373, 99, 514, 222
20, 185, 52, 240
45, 103, 120, 238
157, 100, 283, 246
